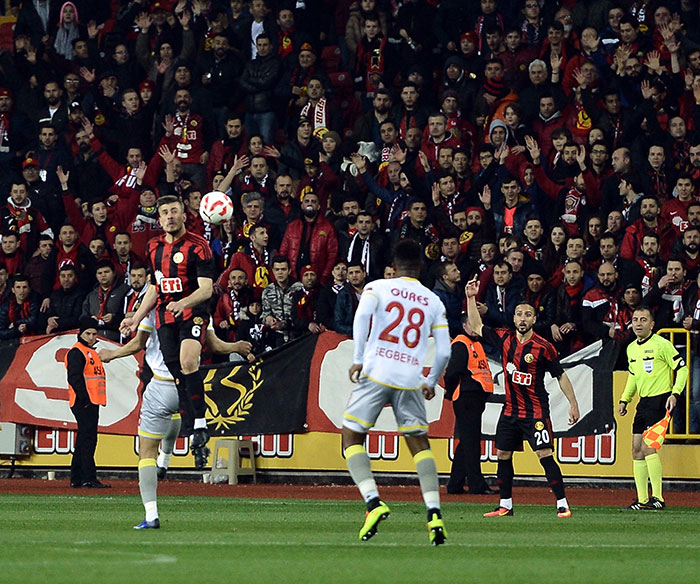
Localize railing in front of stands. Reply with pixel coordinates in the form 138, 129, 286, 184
656, 328, 698, 440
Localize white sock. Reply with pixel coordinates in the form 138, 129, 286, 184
157, 452, 172, 469
145, 501, 158, 522
500, 498, 513, 510
557, 497, 569, 509
361, 486, 380, 503
194, 418, 207, 430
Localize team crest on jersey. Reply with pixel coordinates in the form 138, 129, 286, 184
109, 225, 116, 232
535, 421, 545, 431
643, 360, 654, 373
193, 316, 204, 325
524, 353, 534, 363
190, 120, 198, 127
173, 252, 184, 264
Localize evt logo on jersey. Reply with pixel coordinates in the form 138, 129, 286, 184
506, 362, 532, 386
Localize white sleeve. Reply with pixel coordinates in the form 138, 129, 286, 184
425, 315, 451, 387
352, 288, 379, 364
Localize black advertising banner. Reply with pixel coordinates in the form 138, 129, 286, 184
202, 334, 319, 436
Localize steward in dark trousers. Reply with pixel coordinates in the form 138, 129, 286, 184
443, 317, 495, 495
65, 316, 110, 489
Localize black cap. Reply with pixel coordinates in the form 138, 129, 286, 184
79, 316, 99, 335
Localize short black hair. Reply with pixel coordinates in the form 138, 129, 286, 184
392, 239, 423, 271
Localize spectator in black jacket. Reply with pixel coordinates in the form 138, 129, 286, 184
0, 274, 40, 339
316, 259, 347, 331
334, 262, 365, 336
45, 264, 84, 333
522, 263, 556, 340
239, 33, 281, 144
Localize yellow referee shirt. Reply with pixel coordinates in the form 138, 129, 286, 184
621, 334, 688, 403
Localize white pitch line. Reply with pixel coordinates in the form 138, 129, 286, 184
159, 540, 697, 550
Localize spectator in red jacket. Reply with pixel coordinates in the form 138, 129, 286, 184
279, 191, 338, 284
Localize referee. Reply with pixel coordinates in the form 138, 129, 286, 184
618, 306, 688, 510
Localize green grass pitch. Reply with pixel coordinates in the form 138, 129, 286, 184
2, 494, 698, 584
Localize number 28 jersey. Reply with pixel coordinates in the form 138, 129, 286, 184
352, 277, 450, 390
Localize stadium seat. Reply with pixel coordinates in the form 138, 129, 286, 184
335, 95, 362, 130
210, 439, 256, 485
320, 45, 342, 73
328, 71, 353, 97
0, 21, 15, 52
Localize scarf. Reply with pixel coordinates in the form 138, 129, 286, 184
693, 290, 700, 320
662, 281, 691, 323
301, 97, 329, 138
97, 283, 114, 319
347, 233, 371, 276
228, 289, 242, 324
356, 36, 387, 92
638, 258, 656, 296
278, 29, 296, 59
8, 298, 31, 324
475, 13, 504, 55
521, 19, 542, 47
561, 187, 586, 231
0, 112, 9, 153
54, 23, 79, 60
564, 281, 583, 305
672, 140, 690, 172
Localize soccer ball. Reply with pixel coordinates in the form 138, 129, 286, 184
199, 191, 234, 225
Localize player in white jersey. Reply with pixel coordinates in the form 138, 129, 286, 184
100, 311, 252, 529
343, 239, 451, 546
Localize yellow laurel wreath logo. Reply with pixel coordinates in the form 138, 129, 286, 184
203, 364, 262, 430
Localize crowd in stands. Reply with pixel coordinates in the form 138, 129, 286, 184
2, 0, 700, 397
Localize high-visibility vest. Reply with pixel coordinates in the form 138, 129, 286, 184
65, 342, 107, 407
451, 334, 494, 400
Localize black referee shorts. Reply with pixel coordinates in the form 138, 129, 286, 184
632, 393, 671, 434
495, 414, 553, 452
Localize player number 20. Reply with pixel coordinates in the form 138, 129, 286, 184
378, 301, 425, 348
534, 429, 550, 446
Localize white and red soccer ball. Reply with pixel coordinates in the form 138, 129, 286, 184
199, 191, 234, 225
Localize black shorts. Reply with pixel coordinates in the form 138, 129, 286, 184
632, 393, 671, 434
495, 415, 553, 452
157, 317, 207, 365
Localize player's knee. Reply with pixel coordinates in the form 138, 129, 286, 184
536, 448, 554, 460
495, 450, 513, 460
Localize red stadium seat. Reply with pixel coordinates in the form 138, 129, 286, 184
335, 95, 361, 130
320, 45, 342, 73
328, 71, 353, 97
0, 21, 14, 52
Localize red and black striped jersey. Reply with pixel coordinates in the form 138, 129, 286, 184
482, 326, 564, 419
146, 230, 215, 327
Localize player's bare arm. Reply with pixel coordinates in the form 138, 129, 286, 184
166, 276, 213, 317
205, 330, 253, 360
120, 284, 157, 335
99, 330, 149, 362
558, 372, 580, 424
